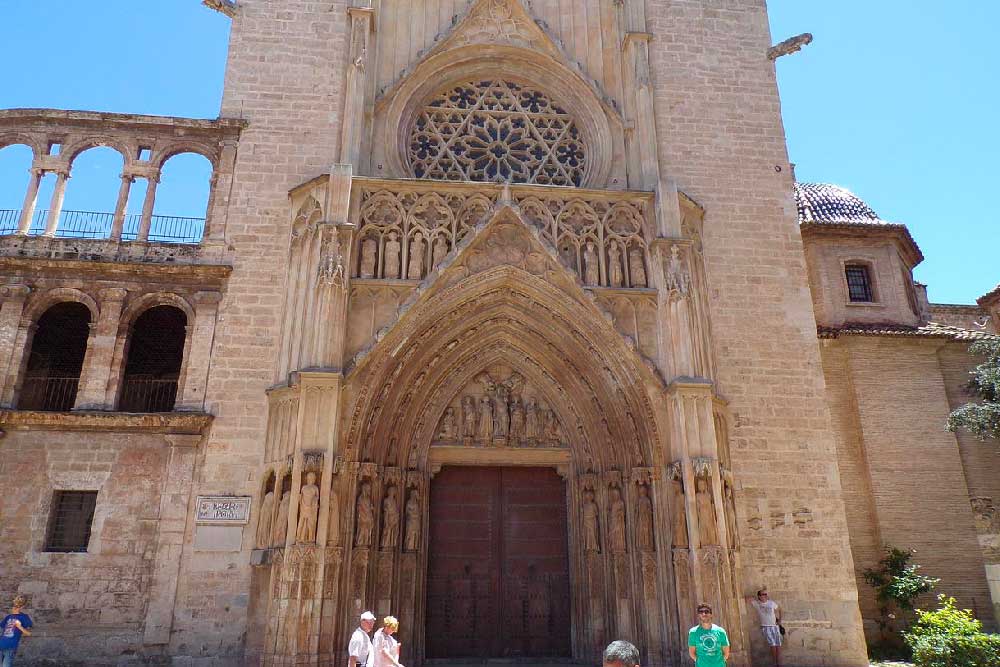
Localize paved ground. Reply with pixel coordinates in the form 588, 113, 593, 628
870, 661, 913, 667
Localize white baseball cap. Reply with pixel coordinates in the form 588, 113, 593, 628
360, 611, 376, 621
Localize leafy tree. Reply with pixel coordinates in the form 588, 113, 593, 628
863, 546, 940, 648
948, 338, 1000, 441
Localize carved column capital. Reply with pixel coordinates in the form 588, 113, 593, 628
97, 287, 128, 303
692, 456, 715, 479
193, 291, 223, 308
1, 284, 31, 301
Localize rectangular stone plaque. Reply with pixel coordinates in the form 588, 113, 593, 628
195, 496, 251, 525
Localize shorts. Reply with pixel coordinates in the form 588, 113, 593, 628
761, 625, 782, 647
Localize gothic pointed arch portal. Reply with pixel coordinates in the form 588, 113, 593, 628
334, 216, 684, 664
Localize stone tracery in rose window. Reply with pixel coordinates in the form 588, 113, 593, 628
408, 80, 587, 187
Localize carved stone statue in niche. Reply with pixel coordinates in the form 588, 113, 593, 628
583, 241, 600, 285
477, 396, 495, 443
404, 489, 421, 552
724, 482, 739, 549
543, 409, 561, 445
256, 489, 275, 549
672, 479, 689, 548
384, 232, 401, 279
509, 398, 526, 446
696, 477, 718, 546
582, 489, 601, 553
381, 485, 400, 549
437, 407, 458, 441
629, 246, 647, 288
665, 244, 690, 297
608, 243, 624, 288
432, 235, 448, 268
355, 481, 375, 547
296, 471, 320, 543
524, 400, 540, 443
637, 484, 655, 552
273, 489, 291, 547
408, 232, 425, 280
493, 385, 510, 440
559, 244, 577, 275
608, 486, 627, 553
360, 238, 377, 279
462, 396, 478, 443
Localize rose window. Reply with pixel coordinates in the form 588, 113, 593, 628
408, 80, 587, 187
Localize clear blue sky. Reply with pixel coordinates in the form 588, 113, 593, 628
0, 1, 995, 303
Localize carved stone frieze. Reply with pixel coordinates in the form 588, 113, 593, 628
432, 363, 568, 449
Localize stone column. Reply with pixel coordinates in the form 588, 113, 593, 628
0, 285, 31, 406
176, 291, 222, 411
1, 316, 35, 408
74, 288, 127, 410
143, 434, 201, 646
110, 174, 133, 241
16, 169, 43, 234
137, 173, 160, 242
205, 141, 237, 245
42, 170, 70, 237
340, 7, 375, 167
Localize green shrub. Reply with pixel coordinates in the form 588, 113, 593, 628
905, 596, 1000, 667
909, 633, 1000, 667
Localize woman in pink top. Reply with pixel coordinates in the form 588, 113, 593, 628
372, 616, 402, 667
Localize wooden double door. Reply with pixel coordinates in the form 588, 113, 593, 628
425, 467, 572, 659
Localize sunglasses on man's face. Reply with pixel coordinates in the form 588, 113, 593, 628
698, 610, 712, 615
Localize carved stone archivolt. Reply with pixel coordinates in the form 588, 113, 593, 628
432, 363, 568, 448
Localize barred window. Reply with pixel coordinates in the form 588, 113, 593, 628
45, 491, 97, 553
408, 80, 586, 186
845, 264, 875, 303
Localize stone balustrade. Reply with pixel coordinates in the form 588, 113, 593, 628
0, 108, 245, 246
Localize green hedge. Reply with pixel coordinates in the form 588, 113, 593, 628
904, 596, 1000, 667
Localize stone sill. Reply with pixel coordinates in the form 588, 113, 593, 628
0, 235, 232, 273
0, 409, 212, 435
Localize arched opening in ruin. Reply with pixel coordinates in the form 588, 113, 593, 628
0, 143, 34, 233
151, 152, 214, 243
61, 146, 127, 237
117, 305, 187, 412
18, 302, 92, 411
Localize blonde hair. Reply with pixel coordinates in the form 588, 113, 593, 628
383, 615, 399, 630
12, 595, 27, 609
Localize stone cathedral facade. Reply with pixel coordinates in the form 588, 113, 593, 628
0, 1, 996, 666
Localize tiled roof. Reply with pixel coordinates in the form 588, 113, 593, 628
794, 182, 884, 225
818, 322, 997, 342
980, 283, 1000, 305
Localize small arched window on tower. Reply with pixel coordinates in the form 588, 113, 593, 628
118, 306, 187, 412
845, 263, 876, 303
18, 302, 92, 411
408, 80, 586, 186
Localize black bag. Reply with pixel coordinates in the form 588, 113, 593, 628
778, 624, 786, 636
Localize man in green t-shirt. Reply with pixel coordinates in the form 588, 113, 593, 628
688, 604, 730, 666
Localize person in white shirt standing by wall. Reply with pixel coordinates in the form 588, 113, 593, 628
747, 589, 783, 667
348, 611, 376, 667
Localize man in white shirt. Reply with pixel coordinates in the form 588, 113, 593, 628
747, 589, 782, 667
348, 611, 376, 667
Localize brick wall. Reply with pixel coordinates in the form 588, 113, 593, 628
645, 1, 868, 664
0, 431, 167, 664
839, 337, 992, 623
166, 0, 349, 661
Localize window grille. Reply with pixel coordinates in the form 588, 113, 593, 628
408, 80, 586, 186
45, 491, 98, 553
845, 264, 874, 303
